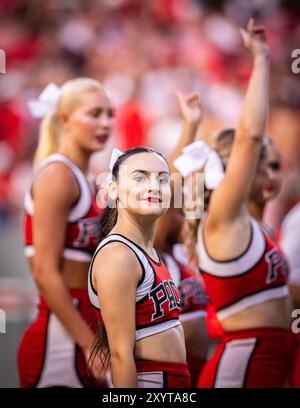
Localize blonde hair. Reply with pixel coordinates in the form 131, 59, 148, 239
33, 78, 107, 167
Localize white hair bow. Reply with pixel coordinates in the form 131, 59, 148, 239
28, 83, 61, 118
101, 148, 124, 188
173, 141, 224, 189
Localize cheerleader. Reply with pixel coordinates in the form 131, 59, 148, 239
88, 147, 190, 388
19, 78, 112, 387
179, 21, 292, 388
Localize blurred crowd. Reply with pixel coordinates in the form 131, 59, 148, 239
0, 0, 300, 227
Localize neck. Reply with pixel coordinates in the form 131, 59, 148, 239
112, 211, 157, 250
248, 200, 265, 223
58, 141, 91, 174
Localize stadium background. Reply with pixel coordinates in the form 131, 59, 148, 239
0, 0, 299, 387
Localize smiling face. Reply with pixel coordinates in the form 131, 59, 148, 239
110, 152, 171, 220
59, 88, 113, 154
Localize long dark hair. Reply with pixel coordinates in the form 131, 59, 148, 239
89, 146, 169, 376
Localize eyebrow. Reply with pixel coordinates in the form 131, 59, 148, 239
88, 107, 114, 114
131, 170, 169, 176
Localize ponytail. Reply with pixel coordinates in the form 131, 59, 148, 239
89, 323, 111, 376
32, 77, 107, 168
88, 207, 118, 377
33, 113, 58, 168
182, 217, 200, 264
100, 206, 118, 239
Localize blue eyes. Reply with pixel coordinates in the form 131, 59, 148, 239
133, 176, 169, 184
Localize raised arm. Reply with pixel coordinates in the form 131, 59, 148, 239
207, 19, 270, 226
154, 92, 202, 252
167, 91, 203, 176
92, 243, 142, 387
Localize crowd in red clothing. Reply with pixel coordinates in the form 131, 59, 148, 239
0, 0, 300, 225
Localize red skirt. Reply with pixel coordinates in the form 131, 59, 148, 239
197, 327, 293, 388
289, 332, 300, 387
135, 359, 191, 388
18, 288, 106, 388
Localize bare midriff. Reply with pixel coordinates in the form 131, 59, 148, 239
221, 296, 290, 332
134, 323, 186, 363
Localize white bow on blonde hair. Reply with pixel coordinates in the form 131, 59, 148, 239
28, 83, 61, 118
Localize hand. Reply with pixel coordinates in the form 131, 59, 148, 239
239, 18, 270, 59
175, 91, 203, 125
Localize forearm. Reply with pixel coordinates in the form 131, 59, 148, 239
34, 270, 94, 350
111, 354, 137, 387
237, 54, 270, 140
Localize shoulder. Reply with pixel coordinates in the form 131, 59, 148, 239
32, 161, 79, 205
93, 241, 143, 285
